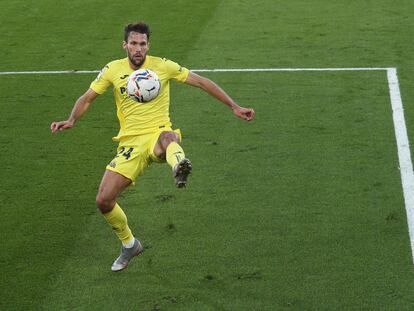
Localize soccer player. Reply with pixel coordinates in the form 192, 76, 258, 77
50, 22, 255, 272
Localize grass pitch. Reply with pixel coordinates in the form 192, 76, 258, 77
1, 0, 414, 310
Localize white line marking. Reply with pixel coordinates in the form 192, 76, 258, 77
0, 67, 390, 75
387, 68, 414, 263
0, 70, 100, 75
192, 67, 390, 72
1, 66, 413, 262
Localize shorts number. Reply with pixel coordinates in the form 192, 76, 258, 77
123, 148, 134, 160
115, 147, 134, 160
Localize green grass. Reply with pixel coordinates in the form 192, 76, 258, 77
1, 0, 414, 310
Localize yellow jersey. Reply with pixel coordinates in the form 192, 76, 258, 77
90, 56, 189, 141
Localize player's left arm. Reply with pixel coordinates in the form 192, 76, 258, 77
185, 71, 255, 121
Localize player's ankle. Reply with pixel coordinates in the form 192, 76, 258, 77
122, 237, 136, 248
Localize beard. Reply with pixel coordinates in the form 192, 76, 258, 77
128, 51, 146, 68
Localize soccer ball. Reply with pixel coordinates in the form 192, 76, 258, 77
126, 69, 161, 103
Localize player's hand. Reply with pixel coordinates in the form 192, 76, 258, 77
232, 106, 255, 121
50, 120, 74, 133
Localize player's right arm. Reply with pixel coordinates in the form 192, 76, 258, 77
50, 88, 99, 133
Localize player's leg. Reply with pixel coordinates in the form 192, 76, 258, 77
96, 169, 131, 214
96, 170, 135, 247
96, 170, 143, 271
153, 131, 192, 188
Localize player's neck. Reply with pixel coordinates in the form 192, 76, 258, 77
128, 55, 147, 70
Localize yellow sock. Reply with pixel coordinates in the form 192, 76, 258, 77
166, 142, 185, 168
103, 203, 134, 245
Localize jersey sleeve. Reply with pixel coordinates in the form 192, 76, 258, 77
90, 64, 112, 94
163, 58, 190, 83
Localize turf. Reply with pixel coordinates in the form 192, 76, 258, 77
1, 0, 414, 310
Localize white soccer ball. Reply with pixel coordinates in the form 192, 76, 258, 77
126, 69, 161, 103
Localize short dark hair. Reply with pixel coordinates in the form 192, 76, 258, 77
124, 22, 150, 42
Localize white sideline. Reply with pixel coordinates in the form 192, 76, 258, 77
0, 67, 390, 75
387, 68, 414, 263
0, 70, 100, 75
1, 66, 413, 262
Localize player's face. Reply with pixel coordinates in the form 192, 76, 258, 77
123, 32, 149, 69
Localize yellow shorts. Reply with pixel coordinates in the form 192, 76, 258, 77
106, 127, 182, 183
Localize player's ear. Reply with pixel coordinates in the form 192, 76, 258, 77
122, 41, 127, 50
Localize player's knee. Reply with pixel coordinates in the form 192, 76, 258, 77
96, 194, 115, 214
160, 132, 179, 148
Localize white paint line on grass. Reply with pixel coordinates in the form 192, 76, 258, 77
0, 67, 390, 75
0, 70, 100, 75
387, 68, 414, 263
192, 67, 389, 72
